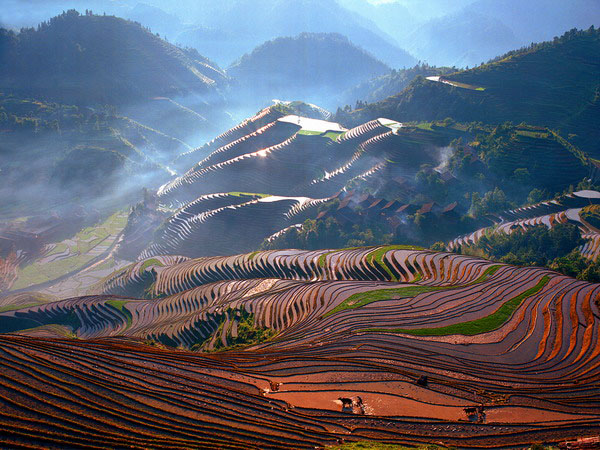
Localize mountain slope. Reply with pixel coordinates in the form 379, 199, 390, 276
228, 33, 390, 110
338, 64, 454, 107
0, 10, 235, 144
0, 10, 226, 105
336, 28, 600, 156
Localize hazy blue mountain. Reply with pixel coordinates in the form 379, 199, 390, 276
228, 33, 390, 110
172, 0, 416, 67
335, 0, 417, 42
0, 10, 226, 105
465, 0, 600, 43
405, 12, 520, 67
335, 0, 600, 68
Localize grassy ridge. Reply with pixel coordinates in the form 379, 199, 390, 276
367, 275, 549, 336
106, 299, 133, 328
324, 265, 500, 318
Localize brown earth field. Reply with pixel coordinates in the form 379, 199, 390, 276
0, 246, 598, 448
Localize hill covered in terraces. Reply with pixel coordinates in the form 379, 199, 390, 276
0, 246, 599, 447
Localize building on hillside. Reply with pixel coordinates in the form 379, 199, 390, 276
381, 200, 402, 216
366, 198, 388, 217
440, 202, 461, 221
335, 198, 360, 225
439, 170, 458, 186
395, 204, 419, 216
357, 194, 376, 209
417, 202, 439, 216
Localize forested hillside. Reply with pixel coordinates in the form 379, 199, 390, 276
336, 28, 600, 156
228, 33, 391, 110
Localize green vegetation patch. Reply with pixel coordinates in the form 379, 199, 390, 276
247, 251, 260, 260
228, 191, 270, 199
325, 286, 438, 318
325, 265, 500, 318
368, 275, 549, 336
298, 129, 344, 141
298, 129, 324, 136
323, 131, 344, 141
12, 211, 128, 290
0, 303, 43, 313
106, 299, 132, 328
415, 122, 433, 131
193, 309, 276, 352
317, 246, 364, 269
330, 442, 448, 450
366, 245, 425, 281
139, 258, 164, 274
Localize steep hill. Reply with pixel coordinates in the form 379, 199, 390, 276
109, 105, 595, 261
336, 28, 600, 156
0, 94, 182, 216
0, 10, 226, 105
338, 64, 454, 107
228, 33, 390, 110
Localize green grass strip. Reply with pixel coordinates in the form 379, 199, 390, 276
247, 251, 260, 260
106, 299, 133, 329
324, 286, 438, 318
324, 265, 501, 319
139, 258, 164, 274
366, 245, 426, 281
367, 275, 549, 336
0, 302, 44, 313
228, 191, 270, 198
317, 246, 364, 269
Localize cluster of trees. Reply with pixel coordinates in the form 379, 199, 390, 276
0, 96, 116, 134
261, 217, 393, 251
460, 223, 600, 282
485, 26, 597, 65
469, 188, 513, 219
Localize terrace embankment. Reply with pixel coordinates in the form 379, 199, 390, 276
1, 246, 599, 447
449, 190, 600, 259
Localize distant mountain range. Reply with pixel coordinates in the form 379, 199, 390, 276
228, 33, 391, 110
3, 0, 597, 70
341, 0, 600, 68
173, 0, 416, 68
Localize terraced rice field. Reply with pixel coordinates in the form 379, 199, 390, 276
141, 111, 437, 261
449, 190, 600, 259
140, 193, 331, 259
157, 112, 414, 207
1, 246, 598, 448
426, 75, 486, 91
9, 211, 129, 292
